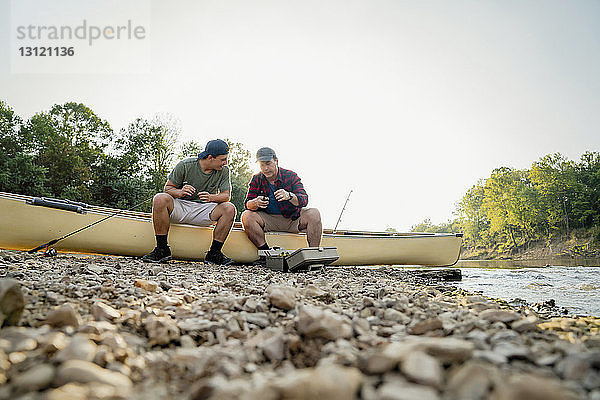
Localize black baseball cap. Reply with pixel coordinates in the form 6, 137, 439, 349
256, 147, 277, 162
198, 139, 229, 159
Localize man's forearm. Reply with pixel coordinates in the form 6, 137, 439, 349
207, 192, 230, 203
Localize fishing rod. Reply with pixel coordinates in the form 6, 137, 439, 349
334, 189, 352, 232
28, 195, 154, 254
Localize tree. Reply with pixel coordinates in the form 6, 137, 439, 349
225, 139, 253, 220
113, 115, 180, 195
0, 100, 48, 195
19, 102, 112, 201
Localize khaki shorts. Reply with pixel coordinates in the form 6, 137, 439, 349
170, 198, 217, 226
257, 211, 301, 233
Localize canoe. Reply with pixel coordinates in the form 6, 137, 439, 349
0, 192, 462, 266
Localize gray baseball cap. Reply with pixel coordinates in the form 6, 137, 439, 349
256, 147, 276, 162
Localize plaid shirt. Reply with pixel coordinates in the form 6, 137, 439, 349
245, 167, 308, 220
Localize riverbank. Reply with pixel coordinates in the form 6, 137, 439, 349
1, 250, 599, 399
460, 230, 600, 261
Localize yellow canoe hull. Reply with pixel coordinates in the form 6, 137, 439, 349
0, 192, 462, 266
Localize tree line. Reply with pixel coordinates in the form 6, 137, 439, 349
410, 152, 600, 253
0, 100, 253, 219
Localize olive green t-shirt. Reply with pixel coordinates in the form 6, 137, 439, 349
167, 157, 231, 203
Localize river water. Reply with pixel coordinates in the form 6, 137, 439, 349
453, 258, 600, 317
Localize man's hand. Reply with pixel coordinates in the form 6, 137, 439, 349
197, 191, 211, 202
180, 184, 196, 198
255, 196, 269, 208
274, 189, 292, 202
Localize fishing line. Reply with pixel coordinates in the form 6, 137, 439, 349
28, 195, 154, 254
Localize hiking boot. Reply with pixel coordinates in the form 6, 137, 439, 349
142, 246, 172, 263
204, 250, 234, 266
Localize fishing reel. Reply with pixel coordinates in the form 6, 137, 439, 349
43, 247, 57, 257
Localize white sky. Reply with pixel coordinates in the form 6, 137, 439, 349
1, 0, 599, 231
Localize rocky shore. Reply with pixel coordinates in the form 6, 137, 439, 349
1, 249, 599, 399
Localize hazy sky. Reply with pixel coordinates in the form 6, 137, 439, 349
1, 0, 599, 231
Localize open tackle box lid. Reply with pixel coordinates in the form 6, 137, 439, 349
258, 247, 339, 272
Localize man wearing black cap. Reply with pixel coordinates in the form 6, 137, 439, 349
142, 139, 236, 265
241, 147, 322, 261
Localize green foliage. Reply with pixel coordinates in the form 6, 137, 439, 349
225, 140, 253, 220
19, 102, 112, 202
0, 100, 256, 220
454, 152, 600, 253
0, 101, 48, 195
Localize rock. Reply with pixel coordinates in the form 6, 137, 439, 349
79, 321, 118, 335
55, 359, 133, 389
12, 363, 55, 392
48, 382, 128, 400
479, 309, 520, 323
473, 350, 508, 365
0, 279, 24, 327
511, 316, 539, 332
266, 285, 296, 310
491, 374, 579, 400
377, 381, 440, 400
92, 302, 120, 322
445, 360, 497, 399
134, 279, 158, 292
400, 350, 442, 387
180, 335, 196, 348
43, 304, 82, 328
493, 342, 529, 360
555, 353, 592, 380
54, 334, 97, 362
383, 308, 410, 324
144, 316, 180, 346
244, 313, 270, 328
260, 334, 285, 362
274, 364, 362, 400
296, 305, 353, 341
301, 284, 333, 301
409, 337, 474, 364
409, 318, 443, 335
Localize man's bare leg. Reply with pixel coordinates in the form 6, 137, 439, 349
299, 208, 322, 247
209, 202, 236, 242
241, 210, 268, 248
152, 193, 174, 234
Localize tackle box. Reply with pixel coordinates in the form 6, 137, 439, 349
259, 247, 339, 272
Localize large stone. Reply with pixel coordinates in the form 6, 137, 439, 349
445, 360, 497, 400
400, 351, 443, 387
266, 285, 297, 310
134, 279, 158, 292
12, 363, 55, 392
383, 308, 410, 324
55, 359, 133, 389
408, 318, 443, 335
144, 316, 180, 346
54, 334, 97, 362
0, 279, 24, 327
408, 337, 475, 364
479, 309, 520, 323
296, 305, 353, 341
92, 302, 121, 322
260, 334, 285, 362
511, 316, 539, 333
491, 374, 579, 400
43, 304, 82, 328
274, 364, 362, 400
492, 342, 530, 360
377, 381, 440, 400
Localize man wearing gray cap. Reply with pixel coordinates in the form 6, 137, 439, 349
142, 139, 236, 265
242, 147, 322, 260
